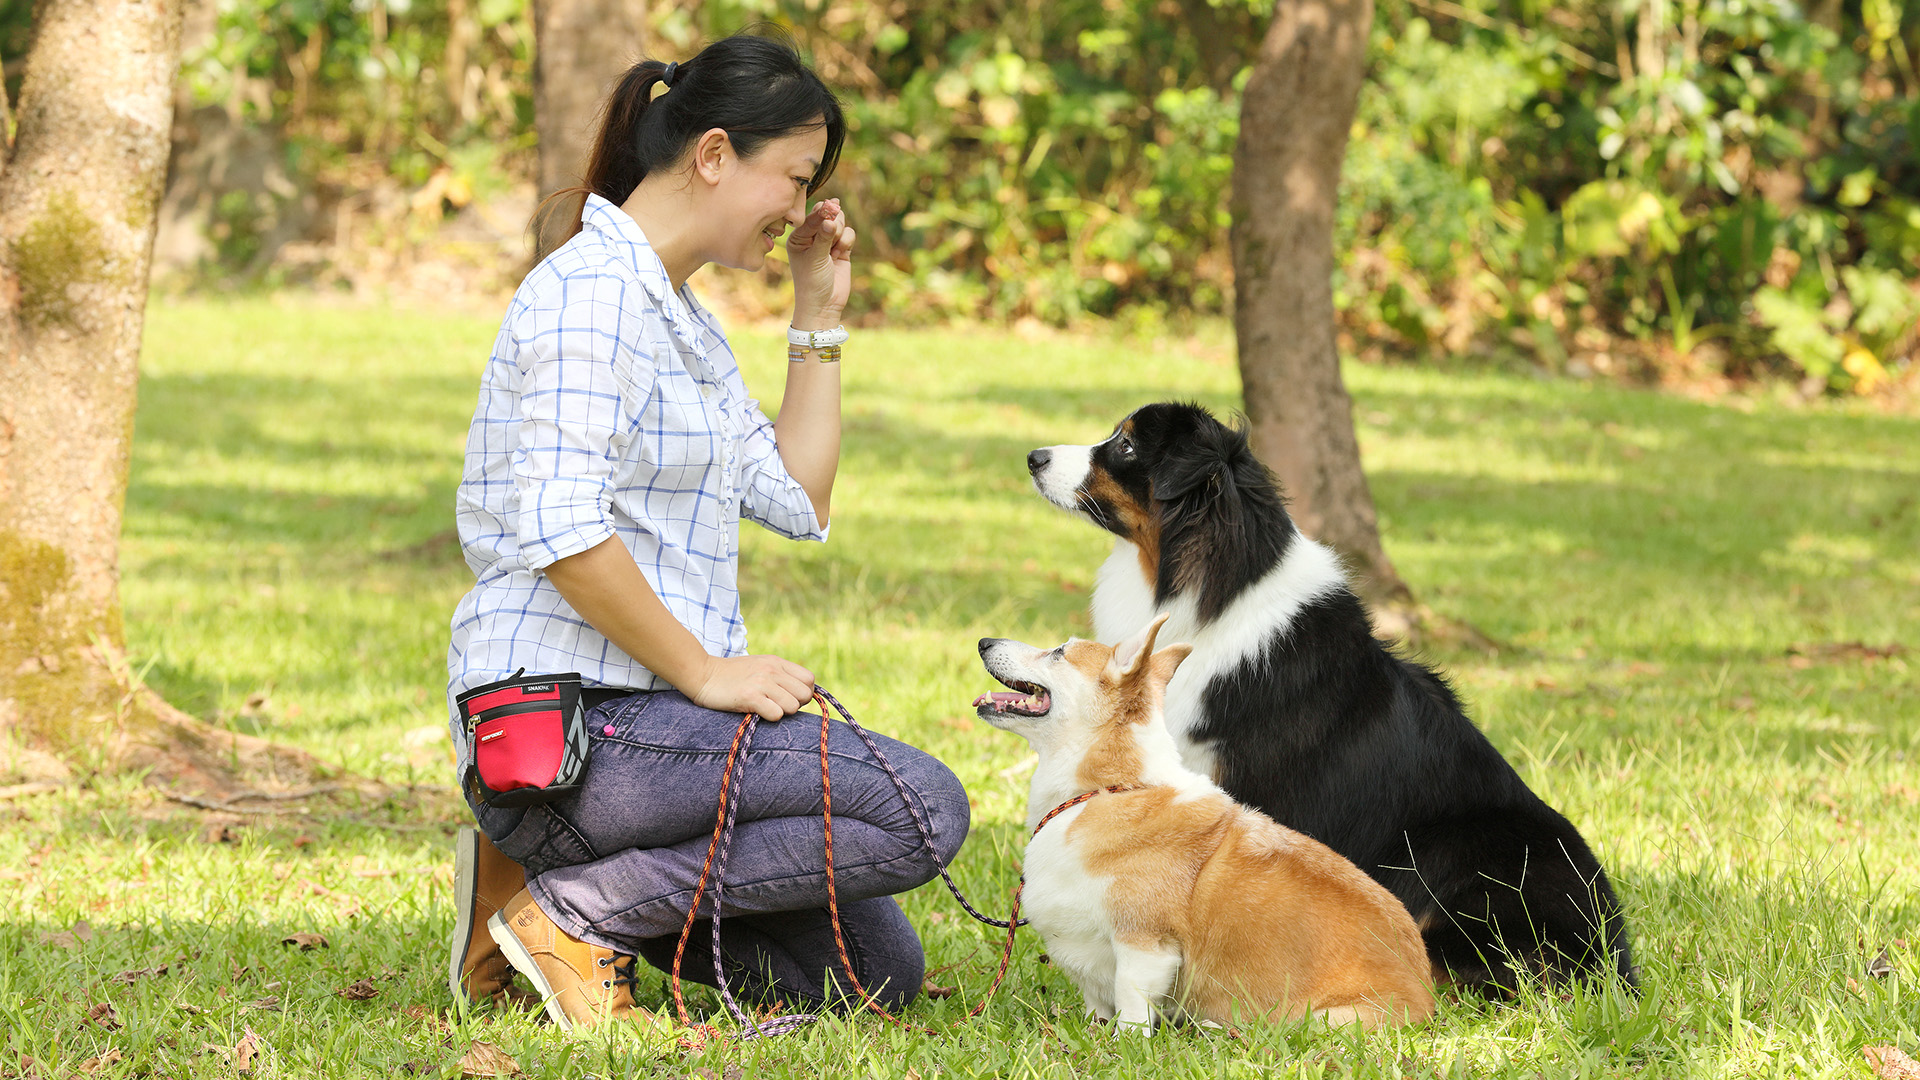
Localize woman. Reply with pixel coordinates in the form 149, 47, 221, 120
443, 34, 969, 1031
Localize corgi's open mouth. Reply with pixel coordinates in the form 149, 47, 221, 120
973, 676, 1052, 718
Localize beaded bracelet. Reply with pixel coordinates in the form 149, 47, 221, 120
788, 344, 842, 363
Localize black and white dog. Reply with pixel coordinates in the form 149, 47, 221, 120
1027, 401, 1635, 992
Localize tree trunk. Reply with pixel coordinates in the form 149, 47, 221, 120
531, 0, 645, 258
1229, 0, 1416, 628
0, 0, 363, 793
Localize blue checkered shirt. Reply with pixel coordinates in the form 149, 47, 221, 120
447, 194, 826, 764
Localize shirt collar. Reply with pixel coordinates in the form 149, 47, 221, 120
581, 193, 678, 305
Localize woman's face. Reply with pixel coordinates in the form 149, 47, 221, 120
707, 125, 830, 272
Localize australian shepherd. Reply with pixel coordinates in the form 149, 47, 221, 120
976, 614, 1435, 1029
1026, 401, 1636, 992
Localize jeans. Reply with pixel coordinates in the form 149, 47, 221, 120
467, 690, 970, 1011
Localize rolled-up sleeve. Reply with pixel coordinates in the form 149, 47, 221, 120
738, 399, 828, 542
510, 274, 654, 569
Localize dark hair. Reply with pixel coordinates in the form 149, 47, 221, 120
536, 32, 845, 255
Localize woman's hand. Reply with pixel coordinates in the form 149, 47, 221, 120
787, 197, 855, 330
690, 653, 816, 722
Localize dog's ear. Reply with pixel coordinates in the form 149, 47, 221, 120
1149, 643, 1193, 689
1149, 450, 1220, 503
1150, 418, 1258, 503
1108, 613, 1170, 681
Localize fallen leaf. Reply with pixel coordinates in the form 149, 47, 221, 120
281, 931, 329, 951
84, 1002, 122, 1031
337, 977, 380, 1001
922, 982, 956, 999
1864, 1045, 1920, 1080
76, 1049, 122, 1074
1848, 976, 1864, 994
109, 964, 170, 985
249, 995, 282, 1011
204, 822, 239, 843
401, 1003, 451, 1033
458, 1040, 524, 1078
178, 1002, 207, 1015
234, 1028, 262, 1073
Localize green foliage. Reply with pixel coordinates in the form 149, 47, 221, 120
1343, 0, 1920, 391
10, 0, 1916, 384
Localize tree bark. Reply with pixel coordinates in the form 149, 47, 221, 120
1230, 0, 1414, 623
531, 0, 645, 258
1177, 0, 1259, 93
0, 0, 363, 792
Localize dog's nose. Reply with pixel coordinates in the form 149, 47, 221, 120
978, 638, 997, 656
1027, 449, 1051, 475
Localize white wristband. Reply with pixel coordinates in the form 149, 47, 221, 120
787, 325, 849, 349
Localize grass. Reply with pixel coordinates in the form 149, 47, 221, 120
3, 295, 1918, 1078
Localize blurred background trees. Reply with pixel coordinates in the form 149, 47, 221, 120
4, 0, 1914, 394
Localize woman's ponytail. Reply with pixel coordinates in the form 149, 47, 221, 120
529, 32, 844, 262
532, 60, 672, 258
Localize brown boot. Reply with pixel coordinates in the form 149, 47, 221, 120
488, 887, 642, 1031
448, 827, 540, 1008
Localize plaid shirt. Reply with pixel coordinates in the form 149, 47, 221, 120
448, 194, 826, 760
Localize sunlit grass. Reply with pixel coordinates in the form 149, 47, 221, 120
0, 296, 1915, 1076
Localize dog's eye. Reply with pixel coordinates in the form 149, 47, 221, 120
1117, 437, 1135, 458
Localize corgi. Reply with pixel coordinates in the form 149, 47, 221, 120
974, 614, 1435, 1030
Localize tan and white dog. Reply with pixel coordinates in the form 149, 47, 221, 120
974, 615, 1435, 1031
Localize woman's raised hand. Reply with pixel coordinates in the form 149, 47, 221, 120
691, 653, 817, 722
787, 197, 855, 329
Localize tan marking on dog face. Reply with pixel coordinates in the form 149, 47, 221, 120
1063, 791, 1435, 1028
1081, 420, 1160, 587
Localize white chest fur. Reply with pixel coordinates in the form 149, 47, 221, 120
1021, 805, 1124, 1019
1090, 538, 1348, 779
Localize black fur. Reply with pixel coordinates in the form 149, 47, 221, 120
1062, 402, 1636, 993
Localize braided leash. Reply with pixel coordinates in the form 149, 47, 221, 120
668, 688, 1026, 1041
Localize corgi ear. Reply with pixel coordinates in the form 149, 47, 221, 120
1108, 614, 1171, 680
1149, 643, 1193, 688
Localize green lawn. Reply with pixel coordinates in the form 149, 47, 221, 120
3, 296, 1917, 1077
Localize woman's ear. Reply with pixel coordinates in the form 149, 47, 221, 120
691, 127, 733, 185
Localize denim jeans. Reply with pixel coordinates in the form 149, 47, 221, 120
467, 690, 970, 1011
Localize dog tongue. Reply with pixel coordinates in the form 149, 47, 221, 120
973, 692, 1027, 709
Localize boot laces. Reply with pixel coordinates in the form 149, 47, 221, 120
610, 954, 640, 989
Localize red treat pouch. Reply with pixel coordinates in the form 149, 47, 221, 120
456, 669, 590, 808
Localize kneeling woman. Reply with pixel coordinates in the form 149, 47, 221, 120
444, 34, 968, 1030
